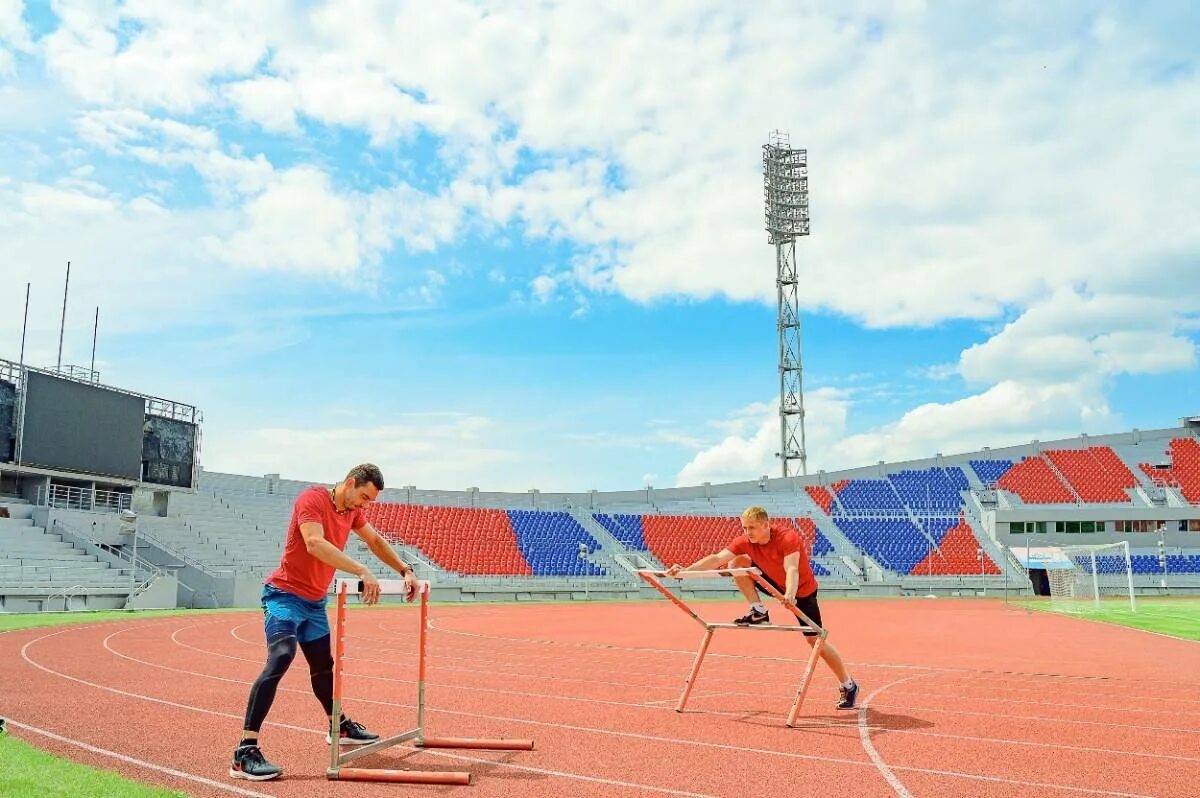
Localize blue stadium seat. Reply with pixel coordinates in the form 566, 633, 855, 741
507, 511, 606, 576
970, 459, 1013, 487
593, 513, 648, 550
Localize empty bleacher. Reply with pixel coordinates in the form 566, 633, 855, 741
834, 479, 905, 513
833, 517, 931, 574
996, 456, 1076, 504
970, 459, 1013, 488
1044, 447, 1136, 503
508, 510, 605, 576
888, 467, 965, 515
1139, 438, 1200, 503
0, 499, 133, 609
804, 485, 835, 514
593, 513, 648, 550
364, 503, 531, 576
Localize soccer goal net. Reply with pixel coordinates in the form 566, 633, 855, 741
1048, 541, 1136, 612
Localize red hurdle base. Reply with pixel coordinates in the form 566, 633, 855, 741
420, 737, 536, 751
330, 767, 471, 785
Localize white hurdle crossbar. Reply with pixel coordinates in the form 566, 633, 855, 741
327, 578, 534, 785
636, 568, 827, 727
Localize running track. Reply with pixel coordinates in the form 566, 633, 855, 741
2, 599, 1198, 797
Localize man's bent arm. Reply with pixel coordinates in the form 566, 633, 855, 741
300, 522, 370, 577
354, 523, 413, 576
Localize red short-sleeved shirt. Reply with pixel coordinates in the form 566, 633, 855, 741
727, 524, 818, 599
266, 486, 366, 601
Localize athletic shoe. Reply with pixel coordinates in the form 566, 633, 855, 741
229, 744, 282, 781
327, 717, 380, 746
733, 608, 770, 626
836, 680, 859, 710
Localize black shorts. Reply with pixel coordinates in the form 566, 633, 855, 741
756, 574, 823, 636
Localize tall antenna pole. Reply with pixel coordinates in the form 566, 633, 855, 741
763, 131, 811, 477
57, 261, 70, 371
90, 306, 99, 380
19, 283, 30, 368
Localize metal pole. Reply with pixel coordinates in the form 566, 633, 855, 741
57, 262, 70, 371
19, 283, 29, 368
130, 519, 137, 598
90, 306, 99, 379
1123, 541, 1136, 613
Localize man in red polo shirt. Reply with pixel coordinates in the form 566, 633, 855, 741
230, 463, 419, 782
667, 505, 858, 710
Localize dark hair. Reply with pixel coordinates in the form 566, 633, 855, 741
346, 463, 384, 491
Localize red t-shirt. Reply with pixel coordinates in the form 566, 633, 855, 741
267, 486, 366, 601
727, 524, 818, 599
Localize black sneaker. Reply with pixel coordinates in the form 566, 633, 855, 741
229, 744, 282, 781
836, 680, 859, 710
327, 717, 380, 746
733, 608, 770, 626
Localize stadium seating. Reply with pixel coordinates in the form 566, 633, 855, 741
1138, 462, 1178, 487
1137, 438, 1200, 503
834, 479, 905, 512
364, 503, 532, 576
593, 513, 648, 550
833, 517, 931, 574
969, 459, 1013, 487
508, 510, 605, 576
887, 468, 964, 515
996, 456, 1076, 503
804, 485, 835, 515
1043, 447, 1136, 503
1168, 439, 1200, 503
911, 516, 1000, 575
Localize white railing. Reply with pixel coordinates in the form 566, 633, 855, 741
39, 484, 132, 514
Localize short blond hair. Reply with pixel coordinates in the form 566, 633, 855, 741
741, 506, 769, 522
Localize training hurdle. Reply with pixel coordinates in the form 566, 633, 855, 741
637, 567, 827, 727
327, 578, 534, 785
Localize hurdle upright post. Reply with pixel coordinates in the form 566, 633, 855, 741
329, 581, 348, 774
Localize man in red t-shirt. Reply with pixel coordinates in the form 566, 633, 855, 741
667, 505, 859, 710
230, 463, 419, 782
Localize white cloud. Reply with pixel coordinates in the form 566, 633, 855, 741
202, 413, 528, 490
0, 0, 33, 73
677, 388, 851, 485
42, 0, 276, 111
28, 4, 1200, 327
530, 274, 557, 304
960, 289, 1197, 385
206, 166, 362, 276
677, 379, 1117, 485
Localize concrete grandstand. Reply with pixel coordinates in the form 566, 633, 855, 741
7, 419, 1199, 611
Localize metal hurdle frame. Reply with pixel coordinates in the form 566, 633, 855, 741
637, 567, 827, 727
327, 578, 534, 785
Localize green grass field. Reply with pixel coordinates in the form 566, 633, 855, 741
0, 733, 186, 798
1019, 597, 1200, 641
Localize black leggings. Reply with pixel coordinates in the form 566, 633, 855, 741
242, 627, 336, 733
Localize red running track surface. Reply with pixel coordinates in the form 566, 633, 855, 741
2, 599, 1200, 798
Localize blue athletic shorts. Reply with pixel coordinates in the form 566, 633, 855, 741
261, 583, 330, 644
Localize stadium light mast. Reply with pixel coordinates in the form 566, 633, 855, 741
763, 131, 810, 478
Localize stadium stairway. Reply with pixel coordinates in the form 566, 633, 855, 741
0, 498, 133, 610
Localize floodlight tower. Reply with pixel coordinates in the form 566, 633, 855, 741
763, 131, 810, 478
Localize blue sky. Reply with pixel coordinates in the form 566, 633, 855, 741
0, 1, 1198, 491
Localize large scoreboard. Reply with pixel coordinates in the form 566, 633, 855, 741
1, 359, 199, 488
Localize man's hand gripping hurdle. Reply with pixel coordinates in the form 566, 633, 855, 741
328, 578, 534, 785
637, 566, 827, 727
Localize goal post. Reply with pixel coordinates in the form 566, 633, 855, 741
1047, 541, 1136, 613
